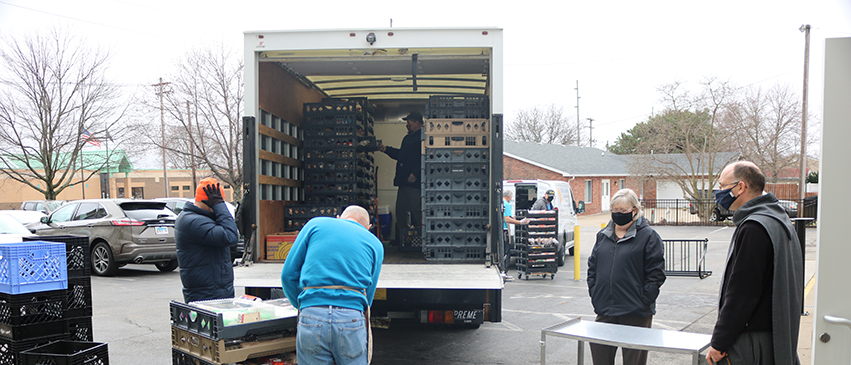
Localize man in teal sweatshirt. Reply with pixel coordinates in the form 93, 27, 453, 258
281, 205, 384, 365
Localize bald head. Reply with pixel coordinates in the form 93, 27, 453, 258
721, 161, 765, 193
339, 205, 371, 229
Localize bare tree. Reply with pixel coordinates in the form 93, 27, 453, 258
629, 79, 740, 220
505, 104, 582, 146
723, 83, 803, 183
128, 43, 243, 200
0, 26, 124, 200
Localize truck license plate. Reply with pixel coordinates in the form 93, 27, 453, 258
453, 310, 484, 324
155, 227, 168, 235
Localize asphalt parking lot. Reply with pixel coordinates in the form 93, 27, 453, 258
90, 215, 818, 364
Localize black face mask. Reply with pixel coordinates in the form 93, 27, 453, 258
546, 195, 554, 202
611, 211, 634, 226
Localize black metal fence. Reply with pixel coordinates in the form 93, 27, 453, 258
638, 198, 818, 227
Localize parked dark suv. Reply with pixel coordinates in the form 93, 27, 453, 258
689, 190, 797, 222
27, 199, 178, 276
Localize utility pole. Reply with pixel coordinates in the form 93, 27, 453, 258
187, 101, 197, 193
798, 24, 810, 202
153, 78, 171, 197
575, 80, 580, 146
587, 118, 595, 147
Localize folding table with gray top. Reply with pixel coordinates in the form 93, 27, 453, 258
540, 317, 712, 365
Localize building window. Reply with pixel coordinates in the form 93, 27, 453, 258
132, 187, 144, 199
585, 180, 592, 202
171, 186, 179, 192
619, 179, 625, 190
118, 187, 125, 198
183, 185, 190, 191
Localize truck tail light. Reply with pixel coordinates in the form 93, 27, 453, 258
426, 310, 454, 324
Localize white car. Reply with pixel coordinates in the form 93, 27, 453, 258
0, 210, 47, 226
0, 214, 35, 243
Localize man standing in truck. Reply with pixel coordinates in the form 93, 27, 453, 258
281, 205, 384, 364
379, 111, 423, 245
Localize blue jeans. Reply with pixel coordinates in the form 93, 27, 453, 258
297, 306, 368, 365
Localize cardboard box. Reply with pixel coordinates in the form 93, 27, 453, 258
265, 232, 298, 262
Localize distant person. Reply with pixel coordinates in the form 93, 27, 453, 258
502, 189, 530, 270
587, 188, 666, 365
281, 205, 384, 365
706, 161, 803, 365
175, 178, 239, 303
378, 112, 423, 245
531, 189, 555, 211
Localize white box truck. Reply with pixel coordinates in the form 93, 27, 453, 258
234, 28, 507, 326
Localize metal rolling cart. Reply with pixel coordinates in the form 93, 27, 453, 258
515, 210, 558, 280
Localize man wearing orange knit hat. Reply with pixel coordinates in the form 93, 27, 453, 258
175, 177, 239, 302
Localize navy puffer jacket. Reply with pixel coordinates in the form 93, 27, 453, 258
587, 216, 666, 317
175, 202, 238, 302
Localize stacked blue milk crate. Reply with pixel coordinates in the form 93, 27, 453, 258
420, 96, 491, 261
285, 98, 378, 231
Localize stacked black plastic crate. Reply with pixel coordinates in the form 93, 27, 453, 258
515, 210, 558, 280
421, 96, 490, 260
0, 237, 100, 365
284, 98, 377, 231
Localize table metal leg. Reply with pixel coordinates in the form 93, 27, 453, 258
540, 331, 547, 365
692, 352, 699, 365
577, 340, 584, 365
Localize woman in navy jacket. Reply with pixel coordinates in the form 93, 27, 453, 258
587, 188, 666, 365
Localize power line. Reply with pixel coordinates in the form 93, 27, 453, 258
0, 0, 179, 41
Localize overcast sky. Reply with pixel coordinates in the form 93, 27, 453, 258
1, 0, 850, 158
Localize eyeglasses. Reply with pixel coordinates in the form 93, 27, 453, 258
719, 181, 740, 190
611, 208, 634, 214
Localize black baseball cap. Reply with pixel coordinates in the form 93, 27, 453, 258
545, 189, 555, 195
402, 111, 423, 122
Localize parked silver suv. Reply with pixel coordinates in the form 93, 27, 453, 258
28, 199, 178, 276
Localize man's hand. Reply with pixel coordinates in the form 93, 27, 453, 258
520, 218, 531, 225
407, 173, 416, 183
378, 142, 386, 152
202, 183, 225, 207
705, 346, 726, 364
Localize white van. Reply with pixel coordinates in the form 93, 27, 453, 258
502, 180, 584, 266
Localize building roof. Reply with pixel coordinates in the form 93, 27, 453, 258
2, 149, 133, 174
503, 140, 629, 177
504, 140, 740, 178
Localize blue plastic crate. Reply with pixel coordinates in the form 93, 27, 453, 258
0, 242, 67, 295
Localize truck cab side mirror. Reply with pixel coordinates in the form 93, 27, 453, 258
576, 201, 585, 214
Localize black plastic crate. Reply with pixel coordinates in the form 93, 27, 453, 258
423, 176, 488, 191
0, 291, 64, 327
305, 194, 359, 206
425, 108, 490, 120
304, 147, 357, 160
424, 162, 487, 177
304, 101, 360, 115
424, 232, 487, 246
23, 236, 90, 279
425, 218, 488, 233
172, 348, 215, 365
303, 125, 357, 137
424, 119, 489, 135
427, 95, 488, 109
306, 171, 356, 184
423, 148, 488, 163
284, 218, 310, 231
424, 205, 488, 219
20, 340, 108, 365
424, 191, 487, 205
0, 334, 68, 365
64, 277, 92, 319
305, 183, 357, 195
170, 301, 297, 341
304, 160, 357, 171
66, 317, 93, 342
304, 137, 357, 148
399, 228, 421, 253
285, 205, 339, 219
424, 245, 486, 262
